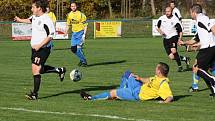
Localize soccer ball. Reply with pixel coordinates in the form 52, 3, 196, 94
70, 69, 82, 82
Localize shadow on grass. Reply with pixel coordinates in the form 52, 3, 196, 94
39, 85, 118, 99
53, 47, 70, 50
87, 60, 126, 67
173, 95, 192, 101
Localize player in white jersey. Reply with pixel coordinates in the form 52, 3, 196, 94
179, 4, 215, 96
169, 1, 182, 21
156, 6, 190, 72
14, 0, 66, 100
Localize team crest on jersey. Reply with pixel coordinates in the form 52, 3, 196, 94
171, 22, 174, 25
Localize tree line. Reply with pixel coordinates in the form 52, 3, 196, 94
0, 0, 215, 21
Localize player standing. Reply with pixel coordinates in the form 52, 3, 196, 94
156, 7, 190, 72
14, 0, 66, 100
169, 1, 182, 21
64, 1, 88, 67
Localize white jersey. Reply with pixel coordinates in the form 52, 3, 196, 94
172, 7, 182, 20
156, 15, 181, 39
196, 13, 215, 49
30, 14, 55, 47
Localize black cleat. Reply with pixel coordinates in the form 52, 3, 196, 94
59, 67, 66, 82
188, 87, 199, 92
80, 90, 92, 100
25, 91, 38, 100
177, 66, 183, 72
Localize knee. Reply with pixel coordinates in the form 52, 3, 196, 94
171, 49, 177, 54
110, 90, 117, 98
32, 64, 41, 75
71, 46, 77, 53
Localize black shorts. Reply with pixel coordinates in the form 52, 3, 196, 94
196, 46, 215, 71
31, 47, 51, 66
163, 35, 178, 55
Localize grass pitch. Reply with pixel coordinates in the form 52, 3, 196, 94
0, 38, 214, 121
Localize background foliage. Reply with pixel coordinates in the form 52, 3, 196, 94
0, 0, 215, 20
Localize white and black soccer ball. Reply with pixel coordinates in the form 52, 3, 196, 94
70, 69, 82, 82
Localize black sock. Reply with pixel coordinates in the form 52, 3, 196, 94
197, 69, 215, 94
33, 75, 41, 94
173, 52, 182, 67
180, 56, 186, 61
40, 65, 60, 74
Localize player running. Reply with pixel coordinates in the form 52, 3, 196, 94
14, 0, 66, 100
156, 6, 190, 72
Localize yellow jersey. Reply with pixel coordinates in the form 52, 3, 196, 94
139, 75, 173, 101
66, 10, 88, 32
48, 12, 56, 24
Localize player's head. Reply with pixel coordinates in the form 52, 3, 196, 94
31, 0, 48, 15
70, 1, 77, 12
165, 7, 173, 18
156, 62, 169, 77
169, 0, 176, 9
190, 4, 202, 20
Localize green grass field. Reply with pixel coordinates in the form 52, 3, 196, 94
0, 38, 215, 121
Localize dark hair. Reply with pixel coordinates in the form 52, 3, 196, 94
190, 4, 202, 13
70, 0, 77, 5
158, 62, 169, 77
170, 0, 176, 4
32, 0, 48, 13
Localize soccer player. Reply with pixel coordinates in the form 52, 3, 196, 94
156, 6, 190, 72
47, 7, 56, 25
80, 62, 173, 103
64, 1, 88, 67
169, 1, 182, 21
14, 0, 66, 100
180, 4, 215, 96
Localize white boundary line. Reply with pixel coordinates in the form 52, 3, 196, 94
0, 107, 152, 121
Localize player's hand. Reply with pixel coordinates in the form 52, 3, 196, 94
133, 74, 141, 81
162, 33, 166, 38
14, 16, 21, 22
192, 65, 199, 73
63, 32, 68, 37
82, 34, 86, 41
178, 40, 184, 46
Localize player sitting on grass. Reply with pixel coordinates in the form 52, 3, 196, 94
80, 62, 173, 103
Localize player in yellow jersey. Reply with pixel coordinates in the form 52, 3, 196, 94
46, 7, 56, 25
64, 1, 88, 67
80, 62, 173, 103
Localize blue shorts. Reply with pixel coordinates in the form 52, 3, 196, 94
71, 30, 84, 46
116, 87, 140, 101
116, 76, 141, 101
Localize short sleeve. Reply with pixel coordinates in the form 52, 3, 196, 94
158, 81, 173, 100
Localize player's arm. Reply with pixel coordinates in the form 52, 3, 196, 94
133, 74, 150, 84
14, 16, 31, 23
159, 96, 174, 103
156, 20, 166, 37
211, 24, 215, 36
175, 23, 183, 40
64, 15, 71, 37
81, 13, 88, 41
